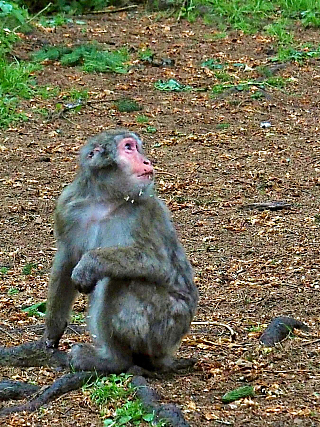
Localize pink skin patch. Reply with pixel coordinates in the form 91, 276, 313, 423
117, 137, 153, 180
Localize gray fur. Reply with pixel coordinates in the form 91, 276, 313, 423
44, 129, 198, 373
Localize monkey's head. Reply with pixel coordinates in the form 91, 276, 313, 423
80, 129, 154, 199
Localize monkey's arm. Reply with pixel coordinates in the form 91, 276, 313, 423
71, 246, 172, 294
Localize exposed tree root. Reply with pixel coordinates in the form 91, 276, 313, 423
0, 381, 40, 401
260, 316, 309, 346
132, 376, 190, 427
0, 340, 69, 368
0, 372, 94, 416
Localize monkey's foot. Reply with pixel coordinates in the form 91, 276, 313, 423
127, 365, 159, 378
69, 343, 99, 371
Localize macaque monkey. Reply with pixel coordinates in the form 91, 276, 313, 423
44, 129, 198, 373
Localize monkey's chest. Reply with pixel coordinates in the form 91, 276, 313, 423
73, 216, 134, 255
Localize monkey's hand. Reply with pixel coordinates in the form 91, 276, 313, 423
71, 252, 103, 294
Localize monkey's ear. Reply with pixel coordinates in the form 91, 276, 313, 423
87, 144, 105, 159
80, 143, 114, 170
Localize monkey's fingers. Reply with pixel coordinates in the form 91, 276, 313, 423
71, 264, 97, 294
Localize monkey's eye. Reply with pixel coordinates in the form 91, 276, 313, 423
125, 142, 134, 151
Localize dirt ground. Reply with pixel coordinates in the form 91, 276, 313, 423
0, 8, 320, 426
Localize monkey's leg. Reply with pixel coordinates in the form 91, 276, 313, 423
45, 251, 77, 348
69, 280, 133, 373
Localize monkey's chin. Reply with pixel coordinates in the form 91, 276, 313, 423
134, 181, 154, 199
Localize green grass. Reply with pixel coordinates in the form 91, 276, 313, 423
7, 287, 19, 296
0, 29, 43, 128
216, 122, 230, 129
71, 312, 86, 323
138, 47, 154, 62
136, 114, 149, 124
180, 0, 320, 33
114, 98, 142, 113
265, 19, 294, 45
211, 76, 287, 96
0, 1, 29, 32
272, 45, 320, 62
22, 262, 37, 275
0, 58, 39, 98
38, 14, 86, 28
84, 374, 167, 426
33, 44, 130, 74
87, 374, 132, 406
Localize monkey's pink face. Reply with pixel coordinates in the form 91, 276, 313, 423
117, 137, 154, 182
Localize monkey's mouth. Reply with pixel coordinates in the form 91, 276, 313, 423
138, 172, 154, 180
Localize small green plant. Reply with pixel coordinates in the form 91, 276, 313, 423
201, 58, 224, 70
273, 45, 320, 62
247, 324, 263, 332
136, 114, 149, 124
36, 86, 60, 99
39, 14, 86, 28
0, 266, 8, 274
222, 385, 254, 403
314, 214, 320, 224
154, 79, 192, 91
251, 90, 265, 99
114, 98, 142, 113
264, 76, 287, 88
22, 262, 37, 275
138, 48, 154, 62
22, 301, 46, 317
72, 312, 86, 323
39, 14, 71, 27
87, 374, 132, 406
33, 44, 129, 74
0, 1, 29, 31
103, 400, 155, 426
211, 83, 228, 94
63, 88, 88, 101
82, 48, 129, 74
177, 0, 196, 21
214, 71, 232, 82
211, 77, 287, 97
85, 374, 167, 426
146, 126, 157, 133
265, 19, 293, 45
216, 122, 230, 129
7, 287, 19, 296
